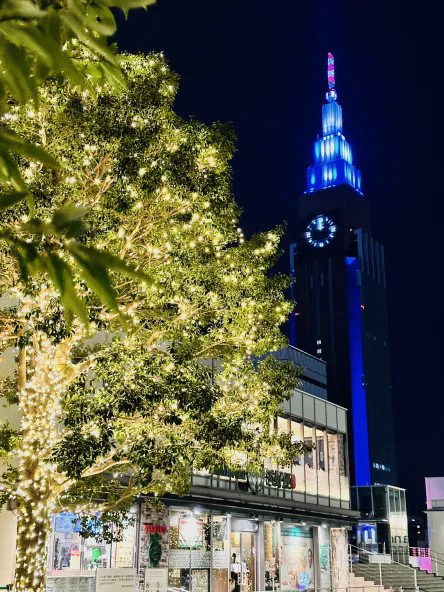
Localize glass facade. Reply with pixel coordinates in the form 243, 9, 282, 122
45, 502, 352, 592
193, 388, 350, 509
47, 510, 138, 574
351, 485, 409, 560
166, 508, 342, 592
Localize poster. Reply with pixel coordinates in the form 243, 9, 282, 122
178, 517, 203, 548
144, 567, 168, 592
54, 513, 81, 533
191, 569, 209, 592
96, 568, 136, 592
280, 525, 314, 591
320, 544, 329, 571
114, 523, 136, 567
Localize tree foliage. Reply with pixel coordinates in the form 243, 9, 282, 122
0, 0, 156, 315
0, 54, 306, 591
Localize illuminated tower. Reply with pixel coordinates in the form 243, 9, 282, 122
291, 54, 397, 488
306, 53, 362, 194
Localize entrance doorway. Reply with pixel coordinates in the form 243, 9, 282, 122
230, 531, 256, 592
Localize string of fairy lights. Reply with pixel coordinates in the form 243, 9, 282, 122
0, 53, 297, 591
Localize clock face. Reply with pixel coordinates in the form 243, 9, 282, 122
304, 214, 337, 248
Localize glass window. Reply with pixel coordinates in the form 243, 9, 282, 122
303, 424, 314, 469
291, 420, 305, 494
304, 424, 317, 496
316, 428, 329, 498
280, 524, 314, 591
358, 489, 373, 517
338, 434, 347, 477
316, 428, 327, 471
278, 416, 289, 434
48, 513, 83, 572
168, 510, 211, 592
372, 487, 387, 520
388, 488, 396, 513
212, 515, 228, 592
291, 420, 303, 466
47, 511, 138, 574
327, 432, 340, 500
277, 416, 290, 473
400, 490, 406, 513
82, 537, 111, 571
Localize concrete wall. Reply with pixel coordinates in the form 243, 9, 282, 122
0, 505, 17, 586
425, 477, 444, 510
0, 346, 20, 587
426, 511, 444, 555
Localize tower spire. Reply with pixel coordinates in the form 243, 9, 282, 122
326, 52, 337, 102
304, 52, 363, 194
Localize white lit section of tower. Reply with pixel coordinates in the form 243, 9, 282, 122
306, 53, 362, 194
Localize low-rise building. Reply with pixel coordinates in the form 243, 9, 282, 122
1, 346, 359, 592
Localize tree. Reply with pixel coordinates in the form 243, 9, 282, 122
0, 54, 307, 592
0, 0, 156, 314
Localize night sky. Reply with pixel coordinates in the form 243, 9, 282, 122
115, 1, 444, 514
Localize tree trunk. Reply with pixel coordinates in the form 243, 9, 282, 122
15, 493, 53, 592
14, 333, 59, 592
13, 332, 85, 591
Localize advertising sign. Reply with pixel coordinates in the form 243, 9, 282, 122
280, 525, 314, 592
96, 568, 136, 592
178, 517, 203, 548
144, 567, 168, 592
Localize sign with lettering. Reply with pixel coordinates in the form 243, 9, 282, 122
144, 567, 168, 592
265, 469, 296, 490
144, 524, 168, 534
96, 568, 136, 592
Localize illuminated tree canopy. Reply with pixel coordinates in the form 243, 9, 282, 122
0, 54, 305, 592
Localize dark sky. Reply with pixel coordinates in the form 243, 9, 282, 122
116, 1, 444, 514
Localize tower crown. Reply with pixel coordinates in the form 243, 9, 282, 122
305, 53, 363, 194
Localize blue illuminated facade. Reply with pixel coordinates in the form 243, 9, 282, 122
345, 256, 371, 486
305, 76, 362, 194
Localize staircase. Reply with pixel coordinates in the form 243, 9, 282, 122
352, 562, 444, 592
416, 570, 444, 592
349, 571, 391, 592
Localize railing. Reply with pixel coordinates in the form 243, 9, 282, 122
349, 544, 419, 591
410, 548, 431, 558
408, 546, 444, 576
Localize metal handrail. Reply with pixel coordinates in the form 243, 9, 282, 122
349, 544, 419, 590
409, 546, 444, 577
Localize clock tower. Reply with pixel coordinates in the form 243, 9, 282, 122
291, 54, 397, 487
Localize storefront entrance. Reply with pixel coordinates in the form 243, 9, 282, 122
230, 529, 257, 592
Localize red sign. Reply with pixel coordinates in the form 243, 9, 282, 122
144, 524, 167, 534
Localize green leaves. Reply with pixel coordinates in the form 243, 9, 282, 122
45, 251, 88, 327
0, 0, 157, 321
111, 0, 156, 18
0, 0, 45, 21
1, 202, 154, 325
0, 190, 29, 210
0, 129, 60, 168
